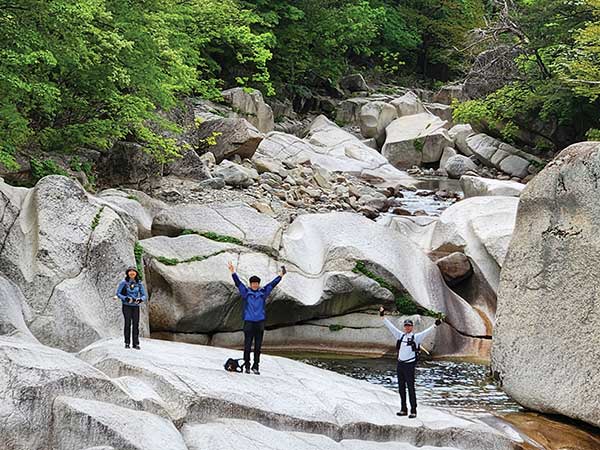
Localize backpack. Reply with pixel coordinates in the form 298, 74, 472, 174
224, 358, 244, 372
396, 334, 420, 362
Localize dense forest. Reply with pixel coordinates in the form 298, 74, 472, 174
1, 0, 599, 173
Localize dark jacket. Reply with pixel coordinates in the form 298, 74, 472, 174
232, 273, 281, 322
116, 278, 147, 307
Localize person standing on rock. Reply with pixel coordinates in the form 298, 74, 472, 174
116, 266, 147, 350
380, 306, 441, 419
228, 261, 286, 375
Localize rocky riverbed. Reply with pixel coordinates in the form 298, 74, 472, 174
0, 82, 598, 448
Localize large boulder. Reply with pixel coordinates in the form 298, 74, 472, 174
151, 202, 283, 253
382, 114, 453, 168
0, 176, 145, 352
96, 141, 162, 190
221, 87, 274, 133
390, 92, 427, 117
78, 338, 517, 450
143, 211, 488, 341
449, 124, 475, 156
424, 103, 453, 127
335, 97, 371, 125
460, 176, 525, 198
465, 133, 543, 178
431, 196, 519, 293
97, 189, 168, 239
492, 142, 600, 428
339, 73, 369, 93
432, 84, 469, 105
0, 336, 139, 450
257, 119, 413, 183
444, 155, 478, 179
213, 160, 259, 187
358, 101, 397, 145
196, 117, 263, 163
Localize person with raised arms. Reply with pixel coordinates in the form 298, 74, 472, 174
380, 306, 442, 418
228, 261, 286, 374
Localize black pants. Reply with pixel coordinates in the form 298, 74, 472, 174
243, 320, 265, 369
122, 304, 140, 346
397, 361, 417, 413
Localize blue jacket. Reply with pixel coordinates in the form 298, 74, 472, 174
116, 278, 147, 307
232, 273, 281, 322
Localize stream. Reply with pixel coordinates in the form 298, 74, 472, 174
296, 356, 600, 450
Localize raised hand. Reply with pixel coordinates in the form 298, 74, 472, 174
227, 261, 235, 273
279, 265, 287, 277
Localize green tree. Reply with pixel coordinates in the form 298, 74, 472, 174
0, 0, 273, 171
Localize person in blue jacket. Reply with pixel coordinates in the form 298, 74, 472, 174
228, 261, 286, 374
116, 266, 147, 350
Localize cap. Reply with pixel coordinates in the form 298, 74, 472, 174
403, 319, 414, 326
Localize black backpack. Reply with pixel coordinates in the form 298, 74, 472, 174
396, 334, 420, 361
224, 358, 244, 372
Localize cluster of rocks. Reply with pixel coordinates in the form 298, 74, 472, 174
331, 81, 542, 185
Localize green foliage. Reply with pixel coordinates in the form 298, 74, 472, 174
156, 250, 227, 266
201, 231, 243, 245
0, 0, 273, 165
352, 260, 441, 318
413, 138, 425, 154
328, 324, 344, 332
30, 158, 68, 181
91, 206, 104, 231
457, 0, 600, 148
395, 294, 419, 316
127, 195, 141, 203
586, 129, 600, 141
134, 241, 144, 280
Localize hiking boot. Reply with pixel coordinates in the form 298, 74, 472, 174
396, 411, 408, 417
409, 413, 417, 419
125, 344, 130, 349
133, 345, 141, 350
245, 367, 251, 374
251, 368, 260, 375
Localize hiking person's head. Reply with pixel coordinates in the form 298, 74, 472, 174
403, 319, 414, 332
126, 266, 139, 281
249, 275, 261, 290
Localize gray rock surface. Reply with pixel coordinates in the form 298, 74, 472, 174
256, 120, 412, 183
382, 114, 452, 168
97, 189, 167, 239
151, 202, 283, 252
197, 116, 263, 163
449, 124, 475, 155
431, 196, 518, 293
445, 155, 478, 179
213, 159, 259, 187
460, 176, 525, 198
222, 87, 274, 133
358, 101, 397, 145
492, 141, 600, 428
339, 73, 369, 93
390, 92, 427, 117
78, 338, 517, 450
0, 176, 145, 351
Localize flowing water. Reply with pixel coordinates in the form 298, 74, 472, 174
297, 356, 600, 449
396, 176, 463, 216
299, 356, 520, 418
